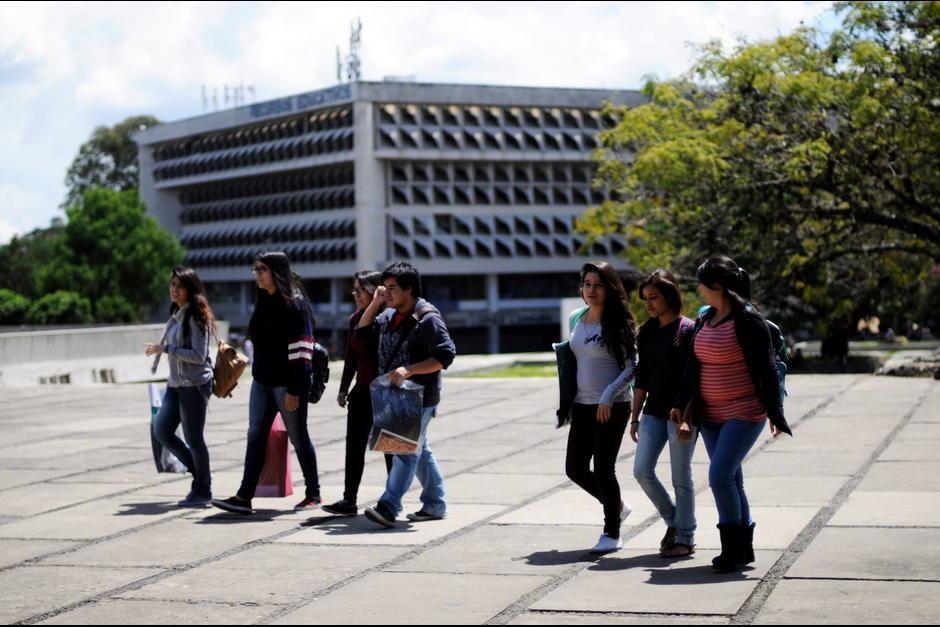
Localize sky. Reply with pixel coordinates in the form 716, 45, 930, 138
0, 1, 840, 244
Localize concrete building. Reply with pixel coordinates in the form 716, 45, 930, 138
136, 81, 643, 354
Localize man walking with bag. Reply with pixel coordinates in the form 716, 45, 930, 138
357, 262, 456, 528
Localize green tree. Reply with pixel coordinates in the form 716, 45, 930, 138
38, 188, 183, 321
26, 291, 92, 325
0, 289, 31, 325
64, 115, 160, 207
0, 219, 65, 299
583, 0, 939, 333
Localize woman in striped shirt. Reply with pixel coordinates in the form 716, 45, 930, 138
672, 256, 792, 573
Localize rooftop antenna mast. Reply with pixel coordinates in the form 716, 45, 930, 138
336, 18, 362, 82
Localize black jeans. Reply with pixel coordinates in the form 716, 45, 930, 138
565, 402, 630, 538
237, 381, 320, 501
344, 388, 393, 504
153, 381, 213, 497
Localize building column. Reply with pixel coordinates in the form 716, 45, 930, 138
330, 277, 344, 351
487, 273, 500, 354
240, 281, 249, 317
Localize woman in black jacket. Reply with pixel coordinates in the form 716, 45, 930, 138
671, 256, 791, 573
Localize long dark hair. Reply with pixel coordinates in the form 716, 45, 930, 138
354, 270, 382, 294
580, 261, 637, 367
169, 266, 216, 334
251, 251, 315, 327
638, 269, 684, 315
696, 255, 753, 312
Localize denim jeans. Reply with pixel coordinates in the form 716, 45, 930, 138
633, 414, 698, 545
237, 380, 320, 501
700, 419, 767, 525
378, 406, 446, 517
153, 382, 213, 498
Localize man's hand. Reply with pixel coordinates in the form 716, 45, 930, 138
389, 366, 412, 387
630, 420, 640, 443
337, 392, 348, 408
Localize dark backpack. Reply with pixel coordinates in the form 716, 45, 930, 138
307, 342, 330, 404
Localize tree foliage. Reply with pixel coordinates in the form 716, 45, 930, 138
0, 220, 65, 299
583, 1, 939, 332
25, 291, 92, 325
64, 115, 160, 208
0, 289, 31, 325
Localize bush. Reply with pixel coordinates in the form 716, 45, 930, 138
96, 295, 140, 323
0, 289, 31, 325
26, 291, 93, 325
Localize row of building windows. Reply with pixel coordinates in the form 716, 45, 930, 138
185, 241, 356, 267
153, 107, 354, 162
389, 184, 604, 206
390, 161, 595, 185
153, 129, 354, 181
180, 188, 355, 224
377, 127, 599, 152
181, 219, 356, 248
178, 166, 354, 205
389, 235, 624, 260
391, 214, 578, 238
377, 103, 617, 131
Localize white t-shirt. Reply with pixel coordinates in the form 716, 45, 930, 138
570, 318, 634, 405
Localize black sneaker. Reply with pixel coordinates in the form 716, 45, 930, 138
364, 503, 396, 528
321, 499, 358, 517
294, 495, 322, 511
406, 510, 446, 522
211, 496, 253, 515
178, 492, 212, 508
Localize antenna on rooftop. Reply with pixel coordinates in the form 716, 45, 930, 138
336, 17, 363, 82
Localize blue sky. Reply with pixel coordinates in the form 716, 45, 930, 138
0, 1, 839, 243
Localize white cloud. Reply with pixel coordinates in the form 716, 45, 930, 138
0, 219, 20, 245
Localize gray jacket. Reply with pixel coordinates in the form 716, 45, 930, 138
153, 304, 214, 388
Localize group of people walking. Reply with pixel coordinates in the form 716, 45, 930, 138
147, 253, 456, 528
565, 256, 790, 573
146, 250, 789, 572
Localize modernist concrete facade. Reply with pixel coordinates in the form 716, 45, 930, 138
136, 81, 644, 353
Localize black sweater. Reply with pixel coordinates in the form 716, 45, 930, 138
248, 290, 314, 396
635, 316, 694, 420
675, 306, 792, 436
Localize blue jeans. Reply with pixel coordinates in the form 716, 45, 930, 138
378, 406, 446, 517
153, 382, 213, 498
237, 381, 320, 500
633, 414, 698, 545
700, 419, 766, 526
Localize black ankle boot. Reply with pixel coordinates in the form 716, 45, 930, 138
740, 522, 756, 565
712, 524, 744, 573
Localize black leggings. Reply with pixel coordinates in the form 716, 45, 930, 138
344, 388, 393, 504
565, 402, 630, 538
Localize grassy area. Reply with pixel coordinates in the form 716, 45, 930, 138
462, 362, 557, 378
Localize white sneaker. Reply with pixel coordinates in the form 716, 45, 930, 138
590, 533, 623, 554
620, 501, 632, 523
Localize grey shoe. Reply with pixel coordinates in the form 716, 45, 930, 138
406, 510, 446, 522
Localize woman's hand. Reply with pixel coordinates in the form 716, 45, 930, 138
596, 403, 612, 424
770, 423, 783, 438
630, 420, 640, 443
284, 393, 300, 412
677, 421, 693, 442
144, 343, 164, 357
337, 392, 348, 408
669, 407, 682, 423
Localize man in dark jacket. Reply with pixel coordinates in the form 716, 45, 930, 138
357, 262, 456, 528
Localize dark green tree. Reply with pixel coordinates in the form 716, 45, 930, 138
64, 115, 160, 207
0, 219, 65, 299
0, 289, 31, 325
25, 291, 92, 325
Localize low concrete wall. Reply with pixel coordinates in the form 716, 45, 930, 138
0, 322, 229, 386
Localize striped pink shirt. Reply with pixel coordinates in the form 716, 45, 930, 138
695, 318, 766, 423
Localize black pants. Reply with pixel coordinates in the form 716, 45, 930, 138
565, 402, 630, 538
344, 388, 393, 504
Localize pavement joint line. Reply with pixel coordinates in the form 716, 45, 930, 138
782, 576, 940, 584
483, 375, 863, 626
110, 596, 289, 608
729, 380, 934, 625
5, 387, 567, 624
525, 608, 732, 618
826, 524, 940, 529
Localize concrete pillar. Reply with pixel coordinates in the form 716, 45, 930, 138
487, 273, 500, 354
353, 93, 387, 271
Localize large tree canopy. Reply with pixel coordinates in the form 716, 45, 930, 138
64, 115, 160, 207
583, 1, 939, 332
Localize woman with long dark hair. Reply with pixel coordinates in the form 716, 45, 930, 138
146, 267, 216, 507
565, 261, 638, 554
631, 269, 698, 557
322, 271, 393, 517
672, 255, 792, 572
212, 251, 321, 515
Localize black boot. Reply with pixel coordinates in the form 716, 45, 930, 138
712, 524, 743, 573
740, 522, 756, 565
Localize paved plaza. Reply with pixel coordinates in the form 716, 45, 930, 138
0, 372, 938, 624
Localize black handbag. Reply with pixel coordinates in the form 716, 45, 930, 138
308, 342, 330, 404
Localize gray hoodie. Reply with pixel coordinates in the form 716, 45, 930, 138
153, 304, 214, 388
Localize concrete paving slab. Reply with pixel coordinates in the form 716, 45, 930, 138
443, 473, 563, 505
272, 504, 504, 546
729, 476, 845, 507
0, 497, 187, 540
752, 579, 940, 624
493, 488, 657, 527
2, 482, 128, 517
623, 506, 818, 551
894, 422, 940, 440
741, 450, 866, 477
0, 538, 77, 568
473, 448, 572, 476
385, 524, 599, 576
508, 611, 730, 625
878, 439, 940, 461
270, 571, 551, 624
786, 527, 940, 581
0, 565, 161, 624
38, 598, 281, 624
0, 469, 70, 491
127, 544, 407, 605
857, 461, 940, 491
0, 438, 130, 460
531, 550, 780, 615
829, 491, 940, 527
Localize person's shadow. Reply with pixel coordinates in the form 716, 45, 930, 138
114, 502, 179, 516
591, 552, 755, 584
299, 515, 418, 536
521, 549, 597, 567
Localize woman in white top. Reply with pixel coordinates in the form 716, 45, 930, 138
565, 261, 639, 554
